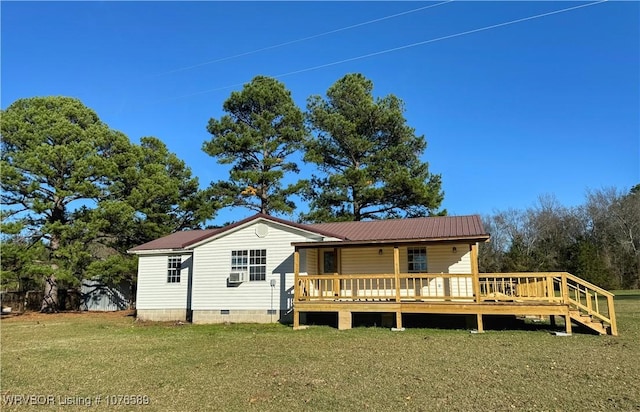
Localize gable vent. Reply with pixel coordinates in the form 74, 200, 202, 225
255, 223, 269, 238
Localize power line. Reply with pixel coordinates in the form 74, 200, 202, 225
161, 0, 607, 102
155, 1, 454, 76
273, 0, 609, 79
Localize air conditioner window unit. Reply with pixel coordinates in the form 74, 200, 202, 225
229, 272, 247, 283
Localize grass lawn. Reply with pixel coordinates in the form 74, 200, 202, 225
2, 291, 639, 411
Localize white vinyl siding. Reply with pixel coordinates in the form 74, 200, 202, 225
337, 245, 471, 275
425, 244, 472, 274
422, 244, 473, 299
305, 249, 318, 275
191, 221, 322, 312
336, 245, 473, 299
136, 253, 192, 310
341, 247, 394, 275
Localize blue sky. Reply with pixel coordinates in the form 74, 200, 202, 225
2, 1, 638, 225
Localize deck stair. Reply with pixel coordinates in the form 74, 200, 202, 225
569, 309, 609, 335
559, 273, 617, 336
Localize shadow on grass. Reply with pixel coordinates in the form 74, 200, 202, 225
303, 312, 602, 335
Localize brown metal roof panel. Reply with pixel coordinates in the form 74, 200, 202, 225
130, 214, 489, 252
128, 228, 220, 252
129, 213, 349, 252
309, 215, 488, 242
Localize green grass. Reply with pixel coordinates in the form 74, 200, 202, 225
2, 291, 640, 411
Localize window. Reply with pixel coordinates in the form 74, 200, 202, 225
407, 248, 427, 273
323, 250, 336, 274
167, 256, 181, 283
231, 249, 266, 281
249, 249, 266, 281
231, 250, 248, 271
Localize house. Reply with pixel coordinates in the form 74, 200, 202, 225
128, 213, 343, 324
128, 213, 618, 335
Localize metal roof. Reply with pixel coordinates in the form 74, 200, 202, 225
128, 214, 489, 252
308, 215, 488, 242
127, 228, 221, 252
127, 213, 346, 252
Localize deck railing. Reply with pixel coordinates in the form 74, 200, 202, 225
295, 272, 616, 333
296, 272, 565, 302
296, 273, 479, 302
556, 272, 617, 335
479, 272, 564, 302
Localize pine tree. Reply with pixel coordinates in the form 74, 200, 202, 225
303, 73, 444, 222
203, 76, 307, 215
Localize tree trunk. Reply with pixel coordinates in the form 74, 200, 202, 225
129, 279, 136, 310
352, 185, 361, 221
636, 253, 640, 289
40, 274, 58, 313
42, 222, 63, 312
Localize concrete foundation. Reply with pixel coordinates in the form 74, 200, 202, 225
136, 309, 187, 322
192, 309, 285, 324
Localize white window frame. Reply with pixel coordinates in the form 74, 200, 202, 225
167, 256, 182, 283
231, 249, 266, 281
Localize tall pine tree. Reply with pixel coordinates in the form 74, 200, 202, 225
303, 73, 444, 222
1, 97, 213, 309
203, 76, 307, 216
1, 96, 132, 310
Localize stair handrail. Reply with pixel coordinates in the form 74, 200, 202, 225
555, 272, 617, 336
563, 272, 616, 297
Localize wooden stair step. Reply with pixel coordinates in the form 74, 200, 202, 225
569, 312, 608, 335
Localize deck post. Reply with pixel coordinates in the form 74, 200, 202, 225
293, 308, 300, 329
561, 273, 569, 304
333, 247, 340, 297
393, 246, 400, 302
564, 314, 572, 334
293, 249, 300, 329
476, 313, 484, 333
470, 244, 481, 303
396, 311, 403, 329
607, 295, 618, 336
294, 249, 300, 299
338, 311, 352, 330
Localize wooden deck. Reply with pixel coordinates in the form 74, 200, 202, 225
292, 270, 618, 335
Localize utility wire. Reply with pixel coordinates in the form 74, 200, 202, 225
155, 1, 454, 76
161, 0, 607, 102
273, 0, 608, 78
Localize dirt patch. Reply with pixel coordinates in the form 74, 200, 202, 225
0, 310, 135, 323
